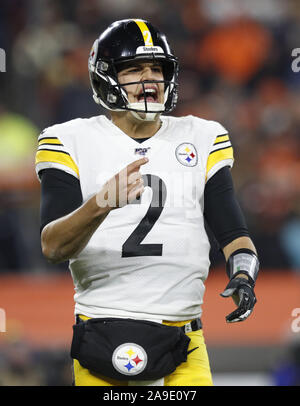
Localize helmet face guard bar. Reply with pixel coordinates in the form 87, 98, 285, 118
105, 78, 178, 114
90, 53, 178, 113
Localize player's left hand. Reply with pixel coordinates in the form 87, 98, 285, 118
220, 276, 257, 323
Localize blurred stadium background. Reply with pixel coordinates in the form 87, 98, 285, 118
0, 0, 299, 386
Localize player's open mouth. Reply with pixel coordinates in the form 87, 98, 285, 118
137, 86, 158, 103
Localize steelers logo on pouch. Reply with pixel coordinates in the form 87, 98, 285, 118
175, 143, 198, 167
112, 343, 148, 376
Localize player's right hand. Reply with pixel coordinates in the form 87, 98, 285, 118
96, 157, 148, 209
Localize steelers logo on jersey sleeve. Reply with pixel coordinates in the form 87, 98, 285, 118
112, 343, 148, 376
175, 143, 198, 167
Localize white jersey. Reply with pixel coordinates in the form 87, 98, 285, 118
35, 114, 234, 321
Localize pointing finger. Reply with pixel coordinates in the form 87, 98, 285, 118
127, 157, 149, 173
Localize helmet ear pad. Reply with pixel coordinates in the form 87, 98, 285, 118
90, 70, 128, 109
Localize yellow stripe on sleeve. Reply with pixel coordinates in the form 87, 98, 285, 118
213, 135, 229, 144
38, 138, 63, 145
35, 149, 79, 177
134, 19, 153, 46
206, 146, 234, 177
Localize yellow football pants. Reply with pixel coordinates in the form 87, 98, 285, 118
72, 316, 213, 386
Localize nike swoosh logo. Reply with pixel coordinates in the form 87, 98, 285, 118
187, 346, 199, 355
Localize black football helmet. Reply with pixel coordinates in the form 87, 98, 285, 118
88, 19, 179, 120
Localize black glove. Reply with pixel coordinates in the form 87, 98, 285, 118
220, 276, 257, 323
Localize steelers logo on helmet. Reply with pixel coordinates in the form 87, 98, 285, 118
88, 18, 179, 121
89, 39, 98, 66
175, 143, 198, 167
112, 343, 148, 376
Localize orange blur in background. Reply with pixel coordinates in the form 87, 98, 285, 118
0, 270, 299, 348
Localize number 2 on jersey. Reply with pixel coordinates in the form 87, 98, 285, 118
122, 174, 166, 257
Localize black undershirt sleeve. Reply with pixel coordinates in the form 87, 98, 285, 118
204, 166, 249, 249
39, 169, 83, 232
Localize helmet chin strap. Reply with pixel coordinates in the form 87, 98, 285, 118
127, 102, 165, 122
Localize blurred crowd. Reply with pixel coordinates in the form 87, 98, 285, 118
0, 322, 72, 385
0, 0, 299, 273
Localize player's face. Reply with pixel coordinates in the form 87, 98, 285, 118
117, 61, 164, 105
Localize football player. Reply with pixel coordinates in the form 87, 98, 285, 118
36, 19, 260, 386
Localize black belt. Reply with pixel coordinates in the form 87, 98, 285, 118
76, 315, 202, 333
181, 318, 202, 334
